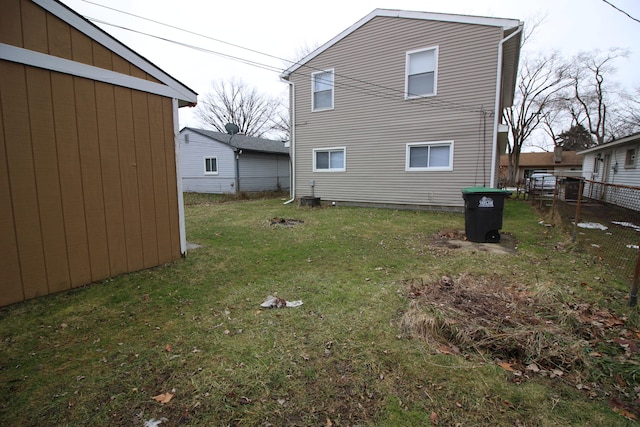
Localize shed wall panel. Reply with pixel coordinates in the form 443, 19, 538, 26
96, 81, 129, 276
47, 9, 73, 58
0, 0, 23, 46
21, 0, 48, 53
75, 77, 111, 281
51, 72, 92, 288
0, 67, 24, 306
1, 61, 48, 299
132, 91, 160, 268
148, 94, 172, 263
26, 66, 71, 294
114, 85, 144, 271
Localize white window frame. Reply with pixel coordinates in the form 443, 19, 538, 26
311, 69, 334, 111
405, 46, 439, 99
405, 141, 454, 171
204, 156, 218, 175
313, 147, 346, 172
625, 147, 636, 168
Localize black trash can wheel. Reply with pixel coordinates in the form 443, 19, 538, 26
485, 229, 500, 243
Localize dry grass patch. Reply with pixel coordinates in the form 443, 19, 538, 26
400, 273, 640, 419
401, 274, 580, 370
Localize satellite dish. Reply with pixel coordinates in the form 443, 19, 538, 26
225, 123, 240, 135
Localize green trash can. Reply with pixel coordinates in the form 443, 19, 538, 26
461, 187, 512, 243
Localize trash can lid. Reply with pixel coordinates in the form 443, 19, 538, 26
461, 187, 512, 195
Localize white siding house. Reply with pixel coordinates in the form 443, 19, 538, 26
280, 9, 522, 211
179, 127, 290, 194
578, 132, 640, 210
579, 133, 640, 187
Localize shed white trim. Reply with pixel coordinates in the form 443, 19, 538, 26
32, 0, 197, 105
0, 43, 195, 103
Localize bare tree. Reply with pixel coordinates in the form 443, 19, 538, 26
564, 48, 628, 144
503, 52, 569, 185
612, 86, 640, 137
195, 78, 286, 139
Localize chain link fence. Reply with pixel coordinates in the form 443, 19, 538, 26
527, 177, 640, 305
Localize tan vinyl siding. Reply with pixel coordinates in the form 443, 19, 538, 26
290, 16, 504, 208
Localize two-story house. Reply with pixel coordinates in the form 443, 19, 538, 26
280, 9, 522, 211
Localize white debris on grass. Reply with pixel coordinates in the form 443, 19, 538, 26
612, 221, 640, 232
260, 295, 303, 308
575, 222, 608, 230
144, 418, 168, 427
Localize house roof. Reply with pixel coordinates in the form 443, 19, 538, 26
500, 151, 584, 168
182, 128, 290, 155
577, 132, 640, 155
280, 8, 522, 78
3, 0, 198, 107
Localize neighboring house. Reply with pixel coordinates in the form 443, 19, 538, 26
0, 0, 197, 306
578, 133, 640, 187
577, 133, 640, 210
280, 9, 523, 210
180, 128, 290, 194
499, 149, 584, 184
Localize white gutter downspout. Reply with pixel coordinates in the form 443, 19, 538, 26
490, 23, 523, 188
281, 77, 296, 204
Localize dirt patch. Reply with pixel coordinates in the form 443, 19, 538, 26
431, 229, 517, 254
270, 217, 304, 227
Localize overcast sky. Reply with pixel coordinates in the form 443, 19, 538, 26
61, 0, 640, 145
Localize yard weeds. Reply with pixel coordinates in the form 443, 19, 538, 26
1, 196, 639, 426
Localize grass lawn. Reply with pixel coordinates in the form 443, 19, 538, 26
1, 194, 638, 426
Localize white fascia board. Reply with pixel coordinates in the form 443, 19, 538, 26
281, 8, 521, 78
33, 0, 197, 104
1, 43, 192, 101
577, 133, 640, 155
386, 9, 521, 29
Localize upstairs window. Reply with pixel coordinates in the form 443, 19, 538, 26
406, 47, 438, 98
312, 69, 334, 111
406, 141, 453, 171
313, 147, 345, 172
204, 157, 218, 175
625, 148, 636, 168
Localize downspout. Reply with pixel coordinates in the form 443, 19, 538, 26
280, 77, 296, 204
172, 98, 187, 256
234, 149, 241, 194
490, 23, 523, 188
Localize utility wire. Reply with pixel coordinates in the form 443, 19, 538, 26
82, 0, 495, 114
601, 0, 640, 24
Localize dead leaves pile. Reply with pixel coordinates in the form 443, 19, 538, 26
401, 274, 640, 420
